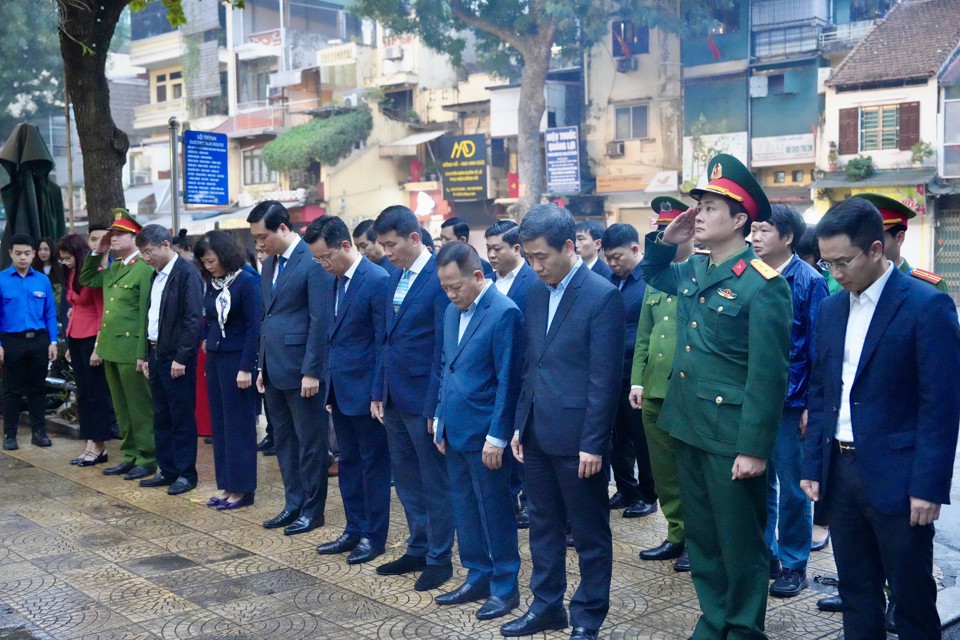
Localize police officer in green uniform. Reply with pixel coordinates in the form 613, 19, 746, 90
79, 209, 156, 480
852, 192, 949, 292
641, 155, 792, 640
629, 197, 694, 571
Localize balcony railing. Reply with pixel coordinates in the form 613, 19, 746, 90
134, 98, 189, 130
752, 0, 828, 29
227, 99, 320, 135
819, 20, 875, 48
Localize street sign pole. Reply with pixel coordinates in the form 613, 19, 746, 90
169, 117, 181, 232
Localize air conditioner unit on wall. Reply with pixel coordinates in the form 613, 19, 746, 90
384, 46, 403, 61
606, 141, 625, 157
749, 76, 768, 98
616, 57, 638, 73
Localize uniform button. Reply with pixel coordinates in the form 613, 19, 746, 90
125, 332, 130, 337
110, 297, 114, 302
717, 306, 724, 313
715, 396, 723, 405
659, 335, 665, 340
663, 316, 669, 321
691, 321, 697, 328
685, 345, 691, 352
682, 289, 688, 295
699, 296, 705, 303
537, 363, 542, 369
105, 310, 110, 314
449, 365, 455, 373
667, 297, 672, 302
657, 353, 663, 358
679, 371, 686, 379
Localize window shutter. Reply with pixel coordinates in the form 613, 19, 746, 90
899, 101, 920, 150
838, 107, 859, 155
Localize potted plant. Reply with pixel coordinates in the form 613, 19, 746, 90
828, 141, 839, 171
911, 140, 934, 166
845, 155, 874, 181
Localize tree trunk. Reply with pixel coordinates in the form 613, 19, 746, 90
58, 0, 130, 228
516, 40, 552, 216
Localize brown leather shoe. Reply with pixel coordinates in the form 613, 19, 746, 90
327, 460, 339, 477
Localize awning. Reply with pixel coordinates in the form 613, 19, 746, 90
927, 177, 960, 195
379, 130, 446, 157
764, 185, 814, 203
811, 168, 936, 189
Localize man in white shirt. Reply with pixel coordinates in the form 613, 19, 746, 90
802, 198, 960, 640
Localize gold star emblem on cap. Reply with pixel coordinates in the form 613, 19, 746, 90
711, 163, 723, 180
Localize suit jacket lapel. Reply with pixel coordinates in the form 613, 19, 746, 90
541, 266, 585, 354
508, 266, 530, 298
331, 261, 365, 335
273, 244, 302, 296
449, 290, 493, 367
855, 270, 907, 381
388, 256, 434, 335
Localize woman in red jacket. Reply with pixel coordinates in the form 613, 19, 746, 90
57, 234, 117, 466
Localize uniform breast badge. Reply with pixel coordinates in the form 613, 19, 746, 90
717, 288, 737, 300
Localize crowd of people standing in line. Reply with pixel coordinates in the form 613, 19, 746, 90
0, 150, 957, 640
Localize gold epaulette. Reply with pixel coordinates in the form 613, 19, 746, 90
750, 258, 779, 280
910, 268, 944, 285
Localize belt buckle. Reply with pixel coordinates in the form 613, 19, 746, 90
837, 441, 855, 453
25, 332, 35, 339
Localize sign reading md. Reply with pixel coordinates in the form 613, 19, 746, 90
184, 130, 229, 205
545, 126, 581, 194
439, 134, 487, 201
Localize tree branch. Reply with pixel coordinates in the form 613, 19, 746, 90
448, 0, 529, 56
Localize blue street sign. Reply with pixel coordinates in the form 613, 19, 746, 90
184, 130, 229, 205
545, 126, 581, 195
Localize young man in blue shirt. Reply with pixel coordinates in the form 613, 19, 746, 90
0, 234, 59, 450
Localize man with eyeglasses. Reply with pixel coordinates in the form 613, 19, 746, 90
802, 197, 960, 640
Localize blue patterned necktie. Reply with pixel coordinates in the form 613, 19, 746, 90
273, 255, 287, 291
336, 275, 348, 316
392, 269, 412, 312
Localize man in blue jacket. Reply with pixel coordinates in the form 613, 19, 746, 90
433, 241, 524, 621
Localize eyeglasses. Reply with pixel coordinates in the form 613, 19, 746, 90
311, 247, 340, 265
818, 250, 865, 273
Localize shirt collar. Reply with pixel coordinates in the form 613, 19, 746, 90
280, 236, 300, 261
344, 252, 363, 280
497, 260, 524, 281
851, 260, 894, 305
159, 254, 178, 276
122, 251, 141, 266
550, 256, 583, 292
6, 266, 36, 278
407, 247, 431, 275
585, 256, 598, 270
464, 280, 494, 315
775, 254, 795, 274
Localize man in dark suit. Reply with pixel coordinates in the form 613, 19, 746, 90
134, 225, 204, 496
575, 220, 613, 281
802, 198, 960, 640
248, 201, 333, 536
353, 218, 399, 275
439, 217, 493, 275
433, 241, 524, 620
371, 205, 455, 592
305, 216, 392, 565
501, 204, 624, 640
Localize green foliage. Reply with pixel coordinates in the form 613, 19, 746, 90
845, 156, 874, 181
911, 140, 933, 165
261, 107, 373, 174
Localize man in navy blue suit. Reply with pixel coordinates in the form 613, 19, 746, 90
501, 204, 625, 640
802, 198, 960, 640
371, 205, 455, 592
305, 216, 392, 566
575, 220, 613, 281
249, 201, 333, 536
433, 241, 524, 620
353, 219, 399, 275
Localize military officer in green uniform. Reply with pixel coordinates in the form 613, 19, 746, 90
852, 192, 949, 292
641, 155, 792, 640
79, 209, 156, 479
629, 197, 694, 571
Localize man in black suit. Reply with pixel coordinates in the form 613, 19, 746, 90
501, 204, 625, 640
575, 220, 613, 280
353, 219, 399, 275
249, 201, 334, 536
440, 217, 493, 275
134, 225, 204, 496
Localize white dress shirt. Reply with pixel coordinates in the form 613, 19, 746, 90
336, 252, 362, 314
835, 261, 895, 442
272, 236, 300, 286
493, 261, 523, 297
147, 254, 178, 342
405, 246, 432, 287
547, 257, 583, 331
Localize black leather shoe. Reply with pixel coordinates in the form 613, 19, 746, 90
570, 627, 599, 640
476, 590, 520, 620
435, 580, 490, 605
167, 477, 196, 495
284, 515, 323, 536
673, 549, 691, 572
376, 553, 427, 575
623, 498, 658, 518
608, 491, 628, 509
516, 506, 530, 529
414, 563, 452, 591
3, 434, 18, 450
816, 594, 843, 612
123, 465, 154, 481
139, 473, 174, 488
31, 431, 52, 447
257, 436, 274, 452
263, 509, 299, 529
640, 540, 684, 561
77, 451, 108, 467
316, 533, 361, 555
769, 568, 808, 598
347, 539, 384, 565
103, 461, 135, 476
770, 556, 783, 580
500, 608, 568, 637
811, 532, 830, 552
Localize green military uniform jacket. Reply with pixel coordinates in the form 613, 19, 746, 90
899, 258, 949, 292
79, 253, 154, 364
630, 286, 678, 400
640, 234, 792, 458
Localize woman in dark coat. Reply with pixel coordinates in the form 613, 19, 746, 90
194, 231, 262, 509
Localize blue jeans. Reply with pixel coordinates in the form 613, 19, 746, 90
765, 407, 812, 571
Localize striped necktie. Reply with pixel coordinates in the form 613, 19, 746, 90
392, 269, 412, 312
272, 255, 287, 291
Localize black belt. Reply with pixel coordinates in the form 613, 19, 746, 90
1, 330, 47, 339
835, 440, 855, 453
148, 340, 158, 348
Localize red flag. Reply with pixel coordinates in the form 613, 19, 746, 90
707, 33, 722, 59
507, 172, 519, 198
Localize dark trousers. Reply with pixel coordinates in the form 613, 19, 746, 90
509, 446, 525, 508
68, 335, 116, 442
609, 380, 656, 502
382, 402, 454, 565
677, 441, 769, 640
446, 445, 520, 598
330, 387, 391, 548
148, 347, 198, 483
2, 330, 48, 435
828, 448, 939, 640
263, 368, 329, 519
524, 428, 612, 631
206, 350, 257, 494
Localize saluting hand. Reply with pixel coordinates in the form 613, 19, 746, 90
96, 230, 113, 255
662, 207, 698, 245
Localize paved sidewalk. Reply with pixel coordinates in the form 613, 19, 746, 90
0, 427, 854, 639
